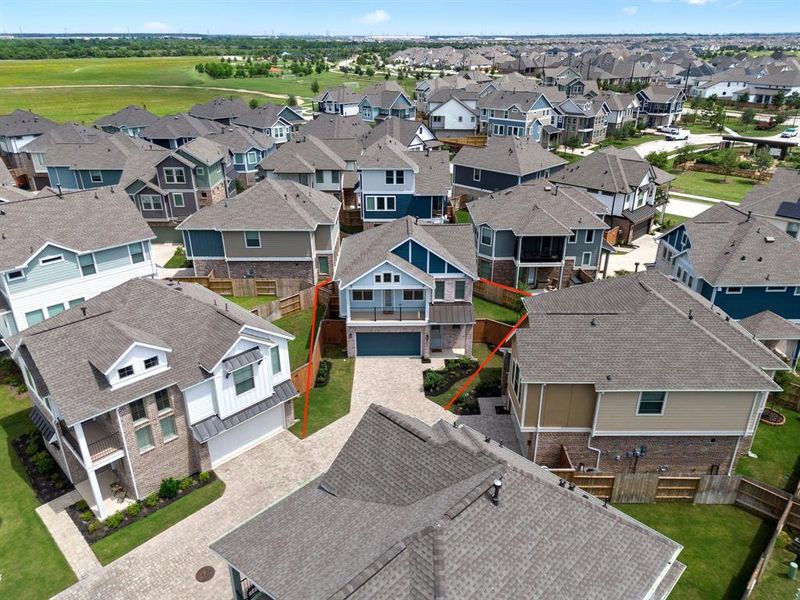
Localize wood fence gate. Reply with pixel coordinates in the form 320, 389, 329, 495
571, 474, 615, 501
654, 476, 701, 502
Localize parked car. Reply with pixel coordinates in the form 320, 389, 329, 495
781, 128, 798, 138
666, 129, 690, 141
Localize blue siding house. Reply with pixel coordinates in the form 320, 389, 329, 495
654, 203, 800, 322
358, 81, 416, 122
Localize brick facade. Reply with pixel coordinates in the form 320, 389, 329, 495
346, 324, 430, 358
193, 258, 314, 283
489, 259, 517, 287
197, 181, 227, 208
438, 323, 474, 354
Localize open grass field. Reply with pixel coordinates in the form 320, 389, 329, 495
671, 169, 760, 202
601, 133, 662, 149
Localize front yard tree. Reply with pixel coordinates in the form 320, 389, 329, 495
287, 94, 298, 107
754, 148, 773, 174
310, 79, 320, 94
717, 148, 739, 182
645, 151, 670, 170
740, 107, 756, 132
249, 98, 259, 109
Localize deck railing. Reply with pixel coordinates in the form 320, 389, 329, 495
87, 432, 123, 461
349, 306, 426, 322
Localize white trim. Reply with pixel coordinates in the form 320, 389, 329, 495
243, 231, 261, 249
39, 254, 64, 266
593, 429, 749, 436
725, 287, 743, 294
765, 286, 787, 293
102, 342, 173, 376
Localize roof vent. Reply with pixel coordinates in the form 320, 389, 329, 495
490, 478, 503, 506
764, 236, 775, 243
80, 306, 87, 317
590, 317, 597, 326
544, 185, 552, 192
688, 309, 693, 320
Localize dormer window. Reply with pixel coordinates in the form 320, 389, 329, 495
144, 356, 159, 370
7, 270, 24, 281
118, 365, 134, 379
233, 365, 255, 396
385, 170, 404, 185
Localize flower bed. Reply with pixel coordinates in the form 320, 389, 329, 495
66, 471, 216, 544
760, 407, 786, 426
12, 432, 73, 503
423, 357, 479, 397
450, 391, 480, 415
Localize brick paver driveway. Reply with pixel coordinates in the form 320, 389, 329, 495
54, 357, 452, 600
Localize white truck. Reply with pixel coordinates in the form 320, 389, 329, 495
665, 128, 690, 141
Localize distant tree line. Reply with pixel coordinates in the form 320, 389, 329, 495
196, 56, 331, 80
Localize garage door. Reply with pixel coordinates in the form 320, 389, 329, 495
207, 404, 284, 467
631, 219, 651, 241
356, 332, 421, 357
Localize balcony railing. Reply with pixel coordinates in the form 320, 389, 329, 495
518, 253, 563, 263
88, 433, 123, 461
350, 306, 425, 322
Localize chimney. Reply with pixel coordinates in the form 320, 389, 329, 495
491, 478, 503, 506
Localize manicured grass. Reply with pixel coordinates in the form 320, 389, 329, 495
473, 296, 520, 325
660, 213, 689, 230
455, 209, 470, 224
289, 348, 355, 438
554, 150, 582, 163
616, 504, 772, 600
671, 169, 760, 202
222, 294, 277, 311
687, 123, 724, 135
0, 385, 77, 599
737, 407, 800, 491
91, 479, 225, 566
273, 305, 325, 370
163, 249, 189, 269
602, 133, 662, 148
427, 344, 502, 408
750, 531, 798, 600
728, 124, 785, 138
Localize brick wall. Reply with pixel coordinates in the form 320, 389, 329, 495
193, 259, 314, 283
489, 259, 517, 287
439, 323, 473, 353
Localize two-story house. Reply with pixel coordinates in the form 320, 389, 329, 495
6, 278, 296, 518
426, 89, 480, 136
553, 97, 609, 146
334, 216, 477, 358
0, 186, 156, 340
451, 136, 567, 200
598, 91, 640, 132
232, 103, 305, 144
360, 116, 439, 152
551, 147, 675, 244
204, 127, 276, 188
477, 89, 561, 147
0, 109, 57, 171
140, 113, 223, 149
654, 203, 800, 322
314, 86, 363, 117
358, 81, 416, 122
188, 97, 251, 125
468, 182, 610, 289
636, 85, 685, 128
507, 270, 785, 474
358, 136, 451, 227
298, 114, 370, 140
177, 178, 340, 283
739, 168, 800, 239
259, 135, 348, 200
94, 105, 159, 137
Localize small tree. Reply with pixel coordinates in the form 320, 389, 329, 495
384, 71, 390, 80
740, 107, 756, 132
565, 136, 582, 151
754, 147, 773, 174
645, 151, 670, 170
717, 148, 739, 182
287, 94, 297, 107
248, 98, 259, 109
310, 79, 320, 94
736, 91, 749, 104
773, 91, 786, 108
365, 67, 375, 77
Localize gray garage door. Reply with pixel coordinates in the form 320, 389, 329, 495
631, 219, 651, 241
356, 332, 421, 357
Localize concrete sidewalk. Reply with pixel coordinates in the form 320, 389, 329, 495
36, 490, 101, 580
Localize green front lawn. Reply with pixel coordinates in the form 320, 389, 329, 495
671, 169, 760, 202
273, 305, 325, 370
455, 209, 471, 224
688, 123, 724, 135
473, 297, 520, 325
602, 133, 662, 148
737, 407, 800, 491
750, 531, 798, 600
289, 348, 354, 438
222, 295, 278, 311
91, 479, 225, 566
555, 150, 582, 163
0, 385, 77, 599
728, 124, 784, 138
427, 344, 502, 409
617, 504, 772, 600
660, 213, 689, 230
163, 249, 189, 269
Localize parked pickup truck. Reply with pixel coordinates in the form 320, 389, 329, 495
665, 128, 690, 141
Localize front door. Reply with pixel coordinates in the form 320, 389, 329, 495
526, 267, 537, 286
431, 325, 443, 351
383, 290, 394, 314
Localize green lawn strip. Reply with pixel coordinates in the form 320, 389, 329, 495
455, 209, 470, 224
554, 151, 582, 163
659, 213, 689, 229
91, 479, 225, 566
687, 123, 723, 135
737, 407, 800, 491
473, 297, 520, 325
670, 169, 760, 202
426, 344, 502, 409
163, 249, 189, 269
222, 295, 278, 311
750, 531, 799, 600
602, 133, 662, 148
616, 504, 772, 600
273, 305, 325, 370
289, 348, 354, 438
0, 387, 77, 599
728, 125, 786, 138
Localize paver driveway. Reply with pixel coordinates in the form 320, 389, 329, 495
54, 357, 453, 600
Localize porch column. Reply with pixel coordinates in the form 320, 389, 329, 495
75, 422, 107, 519
229, 566, 244, 600
86, 468, 107, 519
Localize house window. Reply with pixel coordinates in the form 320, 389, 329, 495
479, 260, 491, 279
473, 168, 481, 182
383, 273, 392, 283
585, 230, 595, 244
403, 289, 424, 301
569, 230, 577, 243
144, 356, 159, 370
331, 171, 340, 184
766, 286, 787, 292
352, 290, 374, 301
25, 309, 44, 327
787, 222, 799, 239
581, 251, 592, 266
480, 226, 492, 246
374, 274, 381, 283
637, 391, 667, 415
247, 151, 258, 164
270, 345, 282, 374
435, 281, 445, 300
196, 167, 205, 176
163, 168, 186, 184
172, 193, 185, 208
130, 399, 147, 422
726, 287, 743, 294
160, 415, 177, 441
234, 153, 244, 165
140, 194, 163, 211
365, 196, 396, 212
154, 389, 171, 413
79, 253, 96, 276
129, 242, 145, 264
385, 170, 405, 185
455, 281, 466, 300
118, 365, 134, 379
7, 270, 24, 281
135, 425, 154, 453
244, 231, 261, 248
69, 298, 85, 307
233, 365, 255, 395
40, 255, 63, 266
315, 171, 325, 184
47, 303, 65, 317
89, 170, 103, 183
318, 256, 330, 275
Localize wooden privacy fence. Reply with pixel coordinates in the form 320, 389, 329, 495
473, 319, 514, 348
288, 318, 345, 395
473, 280, 523, 309
168, 275, 314, 301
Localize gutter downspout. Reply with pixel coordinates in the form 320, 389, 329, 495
533, 384, 544, 463
587, 391, 603, 469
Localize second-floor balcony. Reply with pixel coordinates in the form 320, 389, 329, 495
349, 306, 426, 322
517, 236, 565, 264
61, 418, 124, 465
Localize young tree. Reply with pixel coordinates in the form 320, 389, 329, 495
384, 72, 390, 80
740, 107, 756, 132
565, 136, 582, 151
249, 98, 260, 110
754, 148, 773, 173
310, 79, 320, 94
717, 148, 739, 182
737, 92, 749, 104
773, 91, 786, 108
287, 95, 298, 107
645, 151, 670, 170
365, 67, 375, 77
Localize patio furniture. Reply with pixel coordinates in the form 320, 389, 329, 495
110, 480, 125, 499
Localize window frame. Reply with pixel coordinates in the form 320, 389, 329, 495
163, 167, 186, 185
434, 281, 445, 300
765, 286, 787, 293
159, 414, 178, 442
454, 280, 466, 300
585, 229, 596, 244
636, 391, 667, 416
352, 290, 374, 302
129, 399, 147, 423
270, 345, 282, 375
233, 364, 255, 396
246, 150, 258, 164
318, 255, 330, 275
6, 270, 25, 282
154, 389, 171, 413
140, 194, 163, 211
403, 289, 424, 301
480, 226, 492, 246
473, 168, 481, 182
315, 170, 325, 184
725, 287, 743, 294
135, 425, 155, 453
118, 365, 134, 380
128, 242, 145, 264
244, 231, 261, 248
581, 251, 592, 266
25, 309, 44, 327
39, 254, 64, 266
88, 170, 103, 183
144, 356, 160, 370
365, 196, 396, 212
79, 253, 97, 276
47, 303, 65, 317
172, 192, 185, 208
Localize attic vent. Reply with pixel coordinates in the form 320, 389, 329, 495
764, 236, 775, 243
544, 185, 552, 192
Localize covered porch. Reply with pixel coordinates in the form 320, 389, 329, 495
75, 461, 135, 518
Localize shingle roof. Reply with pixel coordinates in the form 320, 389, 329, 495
94, 105, 159, 129
6, 278, 292, 426
406, 150, 451, 196
178, 136, 229, 166
0, 186, 155, 272
298, 115, 370, 140
21, 122, 105, 153
358, 135, 419, 170
188, 97, 251, 122
232, 103, 304, 130
452, 136, 566, 176
740, 310, 800, 341
361, 117, 435, 149
335, 217, 477, 288
675, 203, 800, 286
517, 270, 783, 390
551, 147, 664, 194
203, 126, 275, 154
468, 181, 608, 236
740, 167, 800, 222
259, 135, 346, 174
177, 178, 339, 231
0, 109, 58, 138
210, 404, 683, 600
140, 113, 223, 141
316, 85, 363, 104
43, 132, 150, 170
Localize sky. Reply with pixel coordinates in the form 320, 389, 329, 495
0, 0, 798, 36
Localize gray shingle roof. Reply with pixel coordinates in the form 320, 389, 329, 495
335, 217, 477, 288
0, 109, 58, 138
140, 113, 223, 141
452, 136, 566, 176
177, 178, 339, 232
298, 115, 370, 140
551, 147, 662, 194
518, 270, 783, 391
358, 135, 419, 170
211, 404, 683, 600
232, 103, 304, 130
260, 135, 346, 174
468, 181, 608, 236
43, 132, 151, 170
94, 105, 159, 129
21, 122, 105, 153
406, 150, 451, 196
178, 136, 229, 166
189, 97, 251, 122
740, 167, 800, 222
0, 186, 155, 272
360, 117, 435, 150
6, 278, 293, 426
740, 310, 800, 341
203, 126, 275, 154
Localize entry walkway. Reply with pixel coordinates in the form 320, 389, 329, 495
36, 490, 101, 580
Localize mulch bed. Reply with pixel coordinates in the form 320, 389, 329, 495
66, 472, 218, 544
11, 433, 74, 503
760, 407, 787, 426
423, 360, 479, 397
450, 392, 481, 416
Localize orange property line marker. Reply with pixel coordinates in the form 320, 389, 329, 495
300, 278, 332, 439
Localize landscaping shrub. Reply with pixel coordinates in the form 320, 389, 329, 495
33, 451, 55, 475
158, 477, 180, 500
104, 512, 124, 528
738, 160, 754, 170
75, 499, 89, 512
144, 492, 159, 507
198, 471, 211, 484
0, 357, 26, 390
87, 520, 100, 534
25, 435, 42, 457
79, 510, 94, 522
423, 370, 445, 392
475, 379, 502, 397
179, 475, 194, 491
315, 359, 332, 387
125, 502, 141, 518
